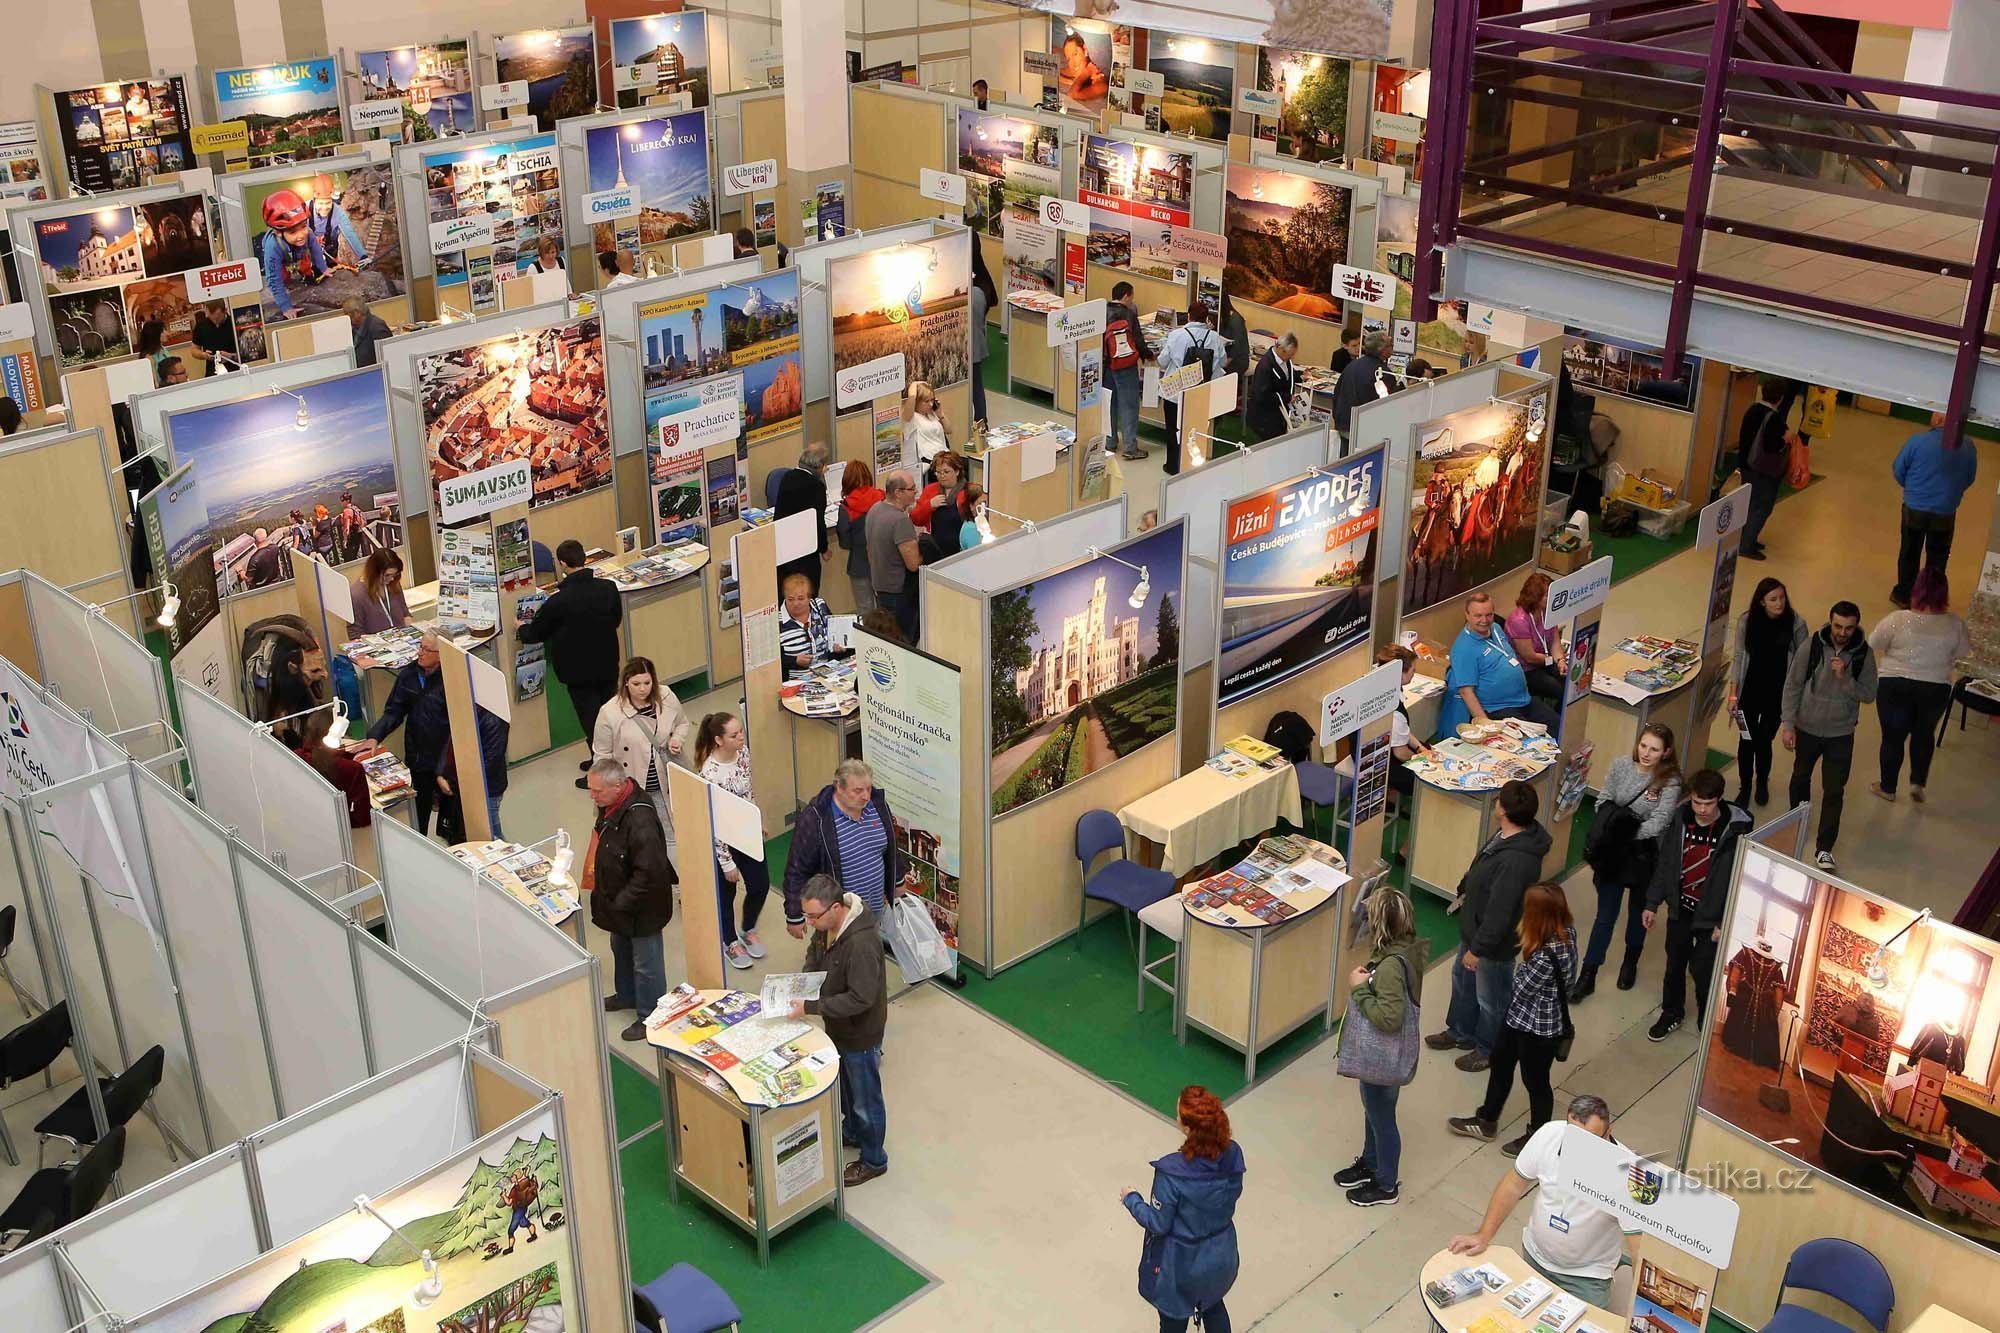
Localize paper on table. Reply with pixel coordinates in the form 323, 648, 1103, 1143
761, 971, 826, 1013
710, 779, 767, 861
826, 614, 856, 651
775, 507, 818, 563
742, 603, 780, 670
1142, 365, 1162, 407
467, 650, 512, 722
1020, 429, 1059, 480
709, 1015, 811, 1061
1592, 674, 1652, 705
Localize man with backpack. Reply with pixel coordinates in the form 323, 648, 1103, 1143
1158, 299, 1218, 476
1782, 600, 1878, 872
1736, 377, 1804, 560
1103, 281, 1150, 462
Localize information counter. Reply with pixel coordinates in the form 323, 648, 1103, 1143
1404, 730, 1562, 899
1585, 644, 1700, 791
1003, 293, 1168, 431
1119, 759, 1304, 878
341, 615, 497, 762
965, 419, 1077, 525
448, 838, 584, 945
780, 671, 861, 812
593, 540, 712, 688
1418, 1245, 1624, 1331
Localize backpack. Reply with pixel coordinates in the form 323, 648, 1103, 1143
1104, 310, 1141, 371
1185, 327, 1216, 382
1263, 710, 1316, 765
239, 614, 321, 723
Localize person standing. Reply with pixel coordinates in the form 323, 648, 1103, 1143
1219, 293, 1251, 414
774, 440, 832, 596
1104, 281, 1151, 462
591, 656, 689, 862
348, 549, 410, 634
1575, 725, 1681, 1000
1781, 600, 1878, 872
1330, 326, 1361, 375
1332, 330, 1389, 446
519, 540, 625, 790
1735, 377, 1800, 560
901, 383, 951, 471
1643, 769, 1752, 1040
435, 700, 509, 839
1428, 781, 1552, 1071
865, 469, 924, 641
1449, 884, 1578, 1156
1869, 568, 1969, 805
790, 874, 891, 1186
970, 243, 998, 428
187, 300, 236, 376
1890, 414, 1979, 608
911, 451, 969, 560
345, 297, 395, 369
836, 460, 885, 614
1244, 332, 1299, 443
698, 713, 770, 970
587, 758, 677, 1041
1438, 592, 1557, 736
1121, 1086, 1245, 1333
781, 759, 911, 938
1334, 889, 1426, 1207
1157, 301, 1217, 476
359, 633, 446, 835
1728, 576, 1806, 808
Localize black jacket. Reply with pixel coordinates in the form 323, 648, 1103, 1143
774, 466, 830, 558
804, 904, 888, 1052
367, 664, 449, 773
1646, 800, 1753, 930
519, 568, 623, 686
1456, 820, 1555, 960
1332, 354, 1384, 435
440, 704, 511, 796
1245, 348, 1297, 442
782, 782, 907, 924
590, 783, 677, 936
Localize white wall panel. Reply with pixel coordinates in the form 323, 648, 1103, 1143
59, 1152, 261, 1319
236, 852, 370, 1113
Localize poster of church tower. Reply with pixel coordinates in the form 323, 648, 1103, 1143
989, 524, 1184, 816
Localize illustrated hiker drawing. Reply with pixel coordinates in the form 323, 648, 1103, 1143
502, 1166, 542, 1254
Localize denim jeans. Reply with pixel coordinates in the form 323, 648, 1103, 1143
1109, 365, 1142, 455
1445, 949, 1513, 1053
611, 930, 666, 1014
1790, 729, 1854, 853
486, 794, 504, 840
718, 855, 771, 945
878, 587, 918, 643
1446, 945, 1480, 1045
1358, 1081, 1401, 1188
1741, 466, 1781, 550
1583, 871, 1647, 968
839, 1045, 888, 1168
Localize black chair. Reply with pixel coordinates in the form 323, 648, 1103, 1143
0, 1125, 124, 1255
35, 1044, 166, 1168
0, 905, 30, 1014
0, 1002, 72, 1167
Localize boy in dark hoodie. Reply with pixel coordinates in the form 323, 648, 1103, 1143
1781, 600, 1877, 873
1643, 768, 1754, 1040
1428, 781, 1553, 1072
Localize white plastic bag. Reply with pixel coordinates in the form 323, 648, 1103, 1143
883, 895, 952, 981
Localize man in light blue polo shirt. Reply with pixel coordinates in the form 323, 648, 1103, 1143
1438, 592, 1559, 737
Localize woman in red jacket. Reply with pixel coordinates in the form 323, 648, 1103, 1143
910, 451, 968, 560
294, 708, 371, 828
835, 459, 886, 613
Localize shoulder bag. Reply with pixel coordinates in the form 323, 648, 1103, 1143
1553, 957, 1576, 1062
1582, 785, 1645, 877
1336, 953, 1420, 1086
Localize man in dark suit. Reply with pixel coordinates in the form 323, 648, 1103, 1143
1245, 332, 1300, 443
519, 539, 624, 788
774, 440, 832, 596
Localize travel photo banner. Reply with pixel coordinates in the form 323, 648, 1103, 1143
1402, 391, 1549, 616
137, 462, 221, 657
854, 630, 964, 956
1218, 446, 1384, 706
53, 77, 195, 192
211, 58, 343, 168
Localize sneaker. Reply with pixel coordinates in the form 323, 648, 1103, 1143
1119, 447, 1150, 460
1425, 1031, 1472, 1051
602, 994, 635, 1013
1869, 782, 1895, 803
725, 942, 753, 969
1816, 849, 1838, 872
1333, 1158, 1372, 1189
1500, 1135, 1530, 1159
575, 776, 589, 789
1346, 1182, 1399, 1207
843, 1160, 888, 1187
1447, 1115, 1496, 1142
1648, 1015, 1682, 1042
1454, 1051, 1491, 1073
1911, 786, 1926, 804
619, 1020, 649, 1042
742, 929, 768, 959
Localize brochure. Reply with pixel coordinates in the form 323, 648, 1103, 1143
1500, 1277, 1554, 1317
761, 971, 827, 1014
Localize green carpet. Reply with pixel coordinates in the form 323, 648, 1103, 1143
611, 1051, 665, 1142
1594, 472, 1821, 584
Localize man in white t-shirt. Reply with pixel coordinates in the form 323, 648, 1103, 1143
1446, 1094, 1636, 1307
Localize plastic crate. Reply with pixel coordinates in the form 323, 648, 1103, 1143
1635, 501, 1692, 539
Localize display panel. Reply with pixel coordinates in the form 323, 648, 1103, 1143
32, 192, 221, 369
162, 366, 401, 596
989, 524, 1184, 817
1254, 48, 1350, 161
212, 58, 343, 167
1697, 844, 2000, 1255
1080, 134, 1193, 279
1369, 64, 1427, 175
1048, 19, 1112, 117
828, 229, 972, 401
956, 111, 1060, 240
53, 77, 193, 192
1150, 36, 1235, 140
1222, 163, 1350, 323
245, 163, 404, 322
137, 462, 222, 656
416, 314, 610, 512
609, 11, 713, 109
0, 120, 51, 204
494, 24, 599, 133
1562, 329, 1701, 410
419, 133, 562, 289
354, 40, 476, 140
1402, 391, 1549, 615
1373, 191, 1466, 366
582, 111, 713, 253
638, 269, 801, 448
1218, 447, 1383, 705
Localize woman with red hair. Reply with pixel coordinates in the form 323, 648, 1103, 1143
1121, 1085, 1246, 1333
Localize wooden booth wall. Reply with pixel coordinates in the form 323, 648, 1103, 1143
737, 90, 798, 250
0, 428, 138, 655
849, 85, 949, 232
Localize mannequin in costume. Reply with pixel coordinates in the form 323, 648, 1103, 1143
1722, 937, 1786, 1067
1907, 1018, 1968, 1076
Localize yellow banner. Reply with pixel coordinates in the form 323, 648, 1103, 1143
636, 293, 709, 321
190, 121, 249, 155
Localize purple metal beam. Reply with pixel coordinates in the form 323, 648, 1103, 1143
1728, 89, 2000, 146
1940, 156, 2000, 447
1479, 81, 1701, 130
1563, 5, 1715, 43
1473, 24, 1711, 68
1697, 272, 1958, 339
1724, 119, 1990, 176
1734, 27, 1900, 189
1471, 53, 1702, 97
1457, 225, 1680, 281
1412, 0, 1463, 325
1481, 0, 1682, 28
1748, 0, 1916, 150
1467, 120, 1656, 174
1658, 0, 1744, 379
1730, 59, 2000, 113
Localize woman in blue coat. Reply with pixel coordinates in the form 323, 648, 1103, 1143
1121, 1085, 1246, 1332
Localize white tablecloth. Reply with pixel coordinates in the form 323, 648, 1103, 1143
1119, 762, 1304, 875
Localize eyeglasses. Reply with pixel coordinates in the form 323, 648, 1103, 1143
804, 904, 839, 925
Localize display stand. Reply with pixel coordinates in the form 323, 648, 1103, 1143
733, 521, 802, 830
1405, 760, 1563, 899
557, 104, 720, 278
0, 426, 138, 649
974, 421, 1078, 526
1584, 654, 1700, 788
596, 546, 713, 688
849, 83, 950, 230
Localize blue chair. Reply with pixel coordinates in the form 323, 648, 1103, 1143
763, 467, 790, 510
1294, 759, 1352, 848
636, 1264, 742, 1333
1075, 809, 1177, 954
1761, 1237, 1893, 1333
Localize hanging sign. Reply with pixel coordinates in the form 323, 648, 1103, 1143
1040, 196, 1095, 235
1332, 264, 1399, 309
1698, 487, 1751, 547
1023, 49, 1060, 76
189, 121, 249, 155
919, 168, 967, 207
184, 258, 263, 302
1321, 659, 1405, 746
439, 458, 533, 523
1373, 111, 1425, 141
347, 99, 405, 133
480, 80, 528, 111
1545, 555, 1614, 624
1392, 318, 1416, 354
1123, 69, 1165, 96
1238, 87, 1283, 116
658, 398, 743, 452
836, 351, 907, 411
1165, 225, 1227, 267
724, 157, 779, 195
582, 186, 640, 223
1555, 1125, 1740, 1266
1047, 298, 1106, 348
429, 213, 497, 255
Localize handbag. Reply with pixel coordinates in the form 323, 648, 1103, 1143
1582, 788, 1643, 876
1786, 433, 1812, 491
1553, 958, 1576, 1062
1336, 954, 1420, 1086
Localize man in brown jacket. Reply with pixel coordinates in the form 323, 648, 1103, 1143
789, 874, 889, 1186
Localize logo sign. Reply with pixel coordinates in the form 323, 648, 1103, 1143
348, 99, 405, 133
1320, 659, 1404, 746
1545, 555, 1614, 624
1237, 87, 1283, 117
1122, 69, 1165, 96
184, 258, 263, 302
1392, 318, 1416, 354
511, 146, 556, 174
1040, 196, 1095, 235
1047, 298, 1106, 349
1373, 110, 1425, 141
1165, 225, 1226, 267
0, 303, 34, 343
429, 213, 497, 256
1332, 264, 1398, 310
189, 120, 248, 155
1699, 488, 1750, 547
919, 168, 967, 207
1555, 1125, 1740, 1267
747, 48, 784, 70
723, 157, 779, 196
1023, 49, 1060, 76
439, 458, 533, 524
836, 351, 906, 410
1158, 360, 1204, 400
582, 187, 639, 222
658, 398, 742, 452
481, 80, 528, 111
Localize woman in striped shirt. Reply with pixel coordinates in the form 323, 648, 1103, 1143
697, 712, 768, 969
779, 572, 833, 681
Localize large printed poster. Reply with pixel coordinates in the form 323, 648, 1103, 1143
957, 111, 1060, 240
53, 77, 193, 192
1403, 393, 1549, 615
610, 12, 713, 109
990, 524, 1183, 817
138, 1112, 577, 1332
829, 229, 972, 400
638, 269, 802, 449
1255, 49, 1349, 161
420, 133, 562, 289
1150, 37, 1236, 140
355, 40, 476, 140
0, 121, 50, 205
212, 58, 343, 167
33, 192, 220, 369
855, 632, 964, 951
245, 162, 404, 322
417, 315, 610, 513
582, 111, 713, 253
137, 462, 221, 658
1223, 163, 1350, 323
1218, 448, 1383, 706
1080, 135, 1194, 279
495, 24, 599, 133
